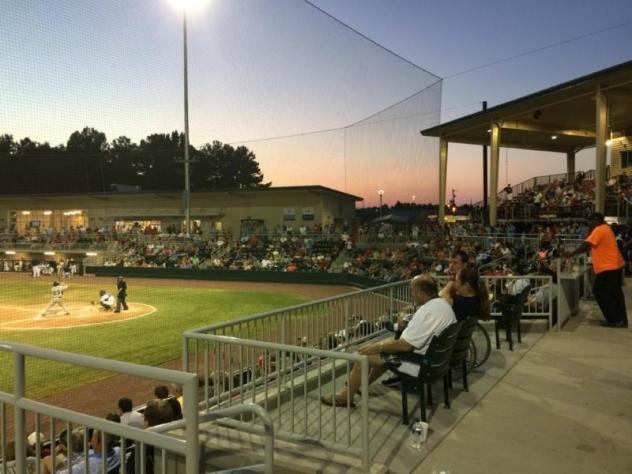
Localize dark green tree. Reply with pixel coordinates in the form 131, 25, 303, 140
66, 127, 108, 154
194, 141, 268, 189
0, 134, 17, 159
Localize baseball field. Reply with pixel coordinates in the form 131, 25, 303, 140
0, 273, 347, 401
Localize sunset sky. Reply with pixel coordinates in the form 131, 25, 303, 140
1, 0, 631, 205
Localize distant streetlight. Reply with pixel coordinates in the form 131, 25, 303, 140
378, 189, 385, 217
411, 195, 416, 204
168, 0, 209, 236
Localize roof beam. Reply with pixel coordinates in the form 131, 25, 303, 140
443, 137, 576, 154
499, 120, 595, 138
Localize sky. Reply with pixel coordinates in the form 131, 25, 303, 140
1, 0, 631, 205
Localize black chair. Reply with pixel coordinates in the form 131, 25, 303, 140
494, 286, 530, 351
387, 321, 463, 424
448, 316, 479, 392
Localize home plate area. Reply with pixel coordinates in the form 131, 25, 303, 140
0, 302, 156, 330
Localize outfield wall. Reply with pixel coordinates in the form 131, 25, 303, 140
86, 266, 383, 288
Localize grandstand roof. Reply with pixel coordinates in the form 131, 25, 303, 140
421, 60, 632, 153
0, 185, 363, 202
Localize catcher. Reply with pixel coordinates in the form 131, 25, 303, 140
98, 289, 116, 311
36, 281, 69, 319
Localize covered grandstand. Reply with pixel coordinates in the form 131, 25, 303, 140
422, 60, 632, 226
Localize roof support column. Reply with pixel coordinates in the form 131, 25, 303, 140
438, 137, 448, 226
566, 150, 576, 183
489, 123, 501, 227
595, 86, 608, 214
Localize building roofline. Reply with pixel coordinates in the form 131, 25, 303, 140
0, 185, 364, 202
421, 60, 632, 136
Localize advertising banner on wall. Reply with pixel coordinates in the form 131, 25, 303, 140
283, 208, 295, 221
302, 207, 315, 221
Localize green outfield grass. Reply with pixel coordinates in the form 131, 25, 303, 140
0, 278, 307, 399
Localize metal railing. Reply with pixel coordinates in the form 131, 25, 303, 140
185, 280, 411, 351
150, 404, 275, 474
0, 341, 200, 474
182, 333, 371, 471
183, 280, 413, 471
435, 274, 556, 328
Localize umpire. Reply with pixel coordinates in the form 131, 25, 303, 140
115, 276, 129, 312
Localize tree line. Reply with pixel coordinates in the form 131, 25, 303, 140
0, 127, 269, 194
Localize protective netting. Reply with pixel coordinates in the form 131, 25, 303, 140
0, 0, 442, 205
0, 0, 441, 398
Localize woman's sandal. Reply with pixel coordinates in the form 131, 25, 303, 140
320, 394, 355, 408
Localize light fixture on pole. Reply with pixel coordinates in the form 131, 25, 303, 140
378, 189, 384, 217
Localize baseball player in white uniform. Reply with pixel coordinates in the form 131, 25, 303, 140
32, 263, 42, 278
99, 289, 116, 311
36, 281, 69, 319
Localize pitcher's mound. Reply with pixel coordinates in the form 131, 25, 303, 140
0, 302, 156, 330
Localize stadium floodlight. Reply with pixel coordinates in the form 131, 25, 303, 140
167, 0, 209, 237
168, 0, 209, 13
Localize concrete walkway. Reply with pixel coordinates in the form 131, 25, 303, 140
417, 297, 632, 474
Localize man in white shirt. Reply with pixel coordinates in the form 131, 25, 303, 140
321, 274, 456, 407
118, 397, 144, 429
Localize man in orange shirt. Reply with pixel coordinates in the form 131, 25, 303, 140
564, 213, 628, 328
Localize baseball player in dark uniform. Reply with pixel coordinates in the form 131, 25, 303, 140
115, 276, 129, 312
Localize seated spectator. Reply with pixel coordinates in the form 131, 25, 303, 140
528, 263, 558, 311
154, 385, 183, 420
118, 397, 144, 429
320, 274, 456, 407
125, 399, 175, 474
53, 424, 120, 474
42, 428, 85, 474
440, 267, 490, 321
170, 384, 184, 412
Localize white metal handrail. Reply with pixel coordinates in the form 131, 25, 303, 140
0, 341, 199, 474
150, 403, 275, 474
182, 333, 371, 471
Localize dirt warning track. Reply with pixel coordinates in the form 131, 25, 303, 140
0, 302, 156, 330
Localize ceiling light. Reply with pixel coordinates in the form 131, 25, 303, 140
551, 135, 558, 140
43, 210, 52, 215
5, 251, 16, 255
22, 211, 31, 215
44, 251, 56, 256
86, 252, 98, 256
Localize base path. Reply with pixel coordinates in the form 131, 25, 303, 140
0, 302, 156, 330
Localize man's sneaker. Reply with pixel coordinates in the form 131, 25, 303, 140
599, 320, 629, 328
381, 374, 401, 387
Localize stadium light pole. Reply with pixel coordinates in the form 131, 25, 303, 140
378, 189, 384, 217
183, 8, 191, 237
170, 0, 208, 237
